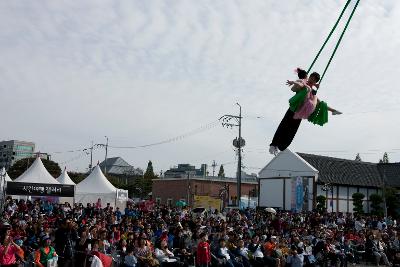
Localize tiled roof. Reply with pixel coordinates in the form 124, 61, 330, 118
377, 163, 400, 187
99, 157, 143, 176
298, 153, 384, 187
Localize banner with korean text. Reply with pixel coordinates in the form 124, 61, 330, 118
6, 182, 74, 197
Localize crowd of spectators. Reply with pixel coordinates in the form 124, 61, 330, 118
1, 196, 400, 267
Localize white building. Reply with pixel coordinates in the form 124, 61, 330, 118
258, 149, 400, 213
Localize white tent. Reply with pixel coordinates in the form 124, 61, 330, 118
14, 157, 60, 184
56, 168, 75, 204
75, 165, 117, 207
56, 168, 75, 185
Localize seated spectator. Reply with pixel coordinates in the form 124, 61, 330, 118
216, 239, 244, 267
0, 232, 24, 266
286, 245, 304, 267
34, 236, 57, 267
135, 238, 159, 267
125, 248, 138, 267
155, 239, 180, 267
367, 234, 391, 266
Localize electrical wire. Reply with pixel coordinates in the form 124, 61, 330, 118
109, 120, 219, 149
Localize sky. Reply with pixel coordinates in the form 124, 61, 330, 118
1, 0, 400, 177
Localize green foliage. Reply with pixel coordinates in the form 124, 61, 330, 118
385, 187, 399, 217
68, 172, 86, 184
132, 160, 158, 199
370, 193, 384, 216
144, 161, 155, 178
218, 165, 225, 177
379, 152, 389, 163
352, 192, 365, 214
355, 153, 362, 162
316, 195, 327, 213
69, 171, 137, 197
8, 158, 61, 179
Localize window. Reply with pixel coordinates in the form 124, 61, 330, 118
167, 198, 173, 207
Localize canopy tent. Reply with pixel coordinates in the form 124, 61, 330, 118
5, 158, 73, 199
14, 157, 60, 184
56, 168, 75, 185
75, 165, 119, 207
56, 168, 75, 204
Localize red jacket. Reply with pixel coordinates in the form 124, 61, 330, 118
197, 241, 211, 264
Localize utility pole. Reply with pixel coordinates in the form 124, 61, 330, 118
237, 103, 242, 207
89, 141, 94, 170
187, 172, 191, 206
90, 141, 94, 170
104, 136, 109, 175
219, 103, 244, 207
383, 169, 387, 218
212, 160, 217, 177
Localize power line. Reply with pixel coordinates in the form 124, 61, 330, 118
109, 120, 219, 149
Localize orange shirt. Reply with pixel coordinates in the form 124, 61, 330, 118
34, 247, 56, 267
264, 241, 276, 256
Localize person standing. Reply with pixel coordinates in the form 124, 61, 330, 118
197, 233, 211, 267
54, 218, 78, 267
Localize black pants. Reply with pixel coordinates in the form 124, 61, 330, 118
58, 258, 75, 267
270, 108, 302, 151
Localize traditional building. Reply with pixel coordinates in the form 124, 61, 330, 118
258, 149, 400, 213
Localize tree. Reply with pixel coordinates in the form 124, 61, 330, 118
218, 165, 225, 177
135, 160, 157, 198
379, 152, 389, 163
144, 161, 155, 178
355, 153, 362, 162
385, 187, 399, 217
352, 192, 365, 214
8, 158, 61, 179
370, 193, 384, 216
69, 172, 86, 184
316, 195, 327, 213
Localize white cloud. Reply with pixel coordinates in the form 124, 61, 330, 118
0, 0, 399, 175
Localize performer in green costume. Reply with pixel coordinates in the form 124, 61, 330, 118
269, 68, 341, 155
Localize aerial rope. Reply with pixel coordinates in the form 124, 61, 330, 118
318, 0, 361, 85
269, 0, 361, 155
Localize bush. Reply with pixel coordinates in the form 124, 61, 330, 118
352, 192, 365, 214
316, 195, 327, 213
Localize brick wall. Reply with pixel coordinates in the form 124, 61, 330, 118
152, 178, 258, 206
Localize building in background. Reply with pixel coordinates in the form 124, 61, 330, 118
0, 140, 36, 169
258, 149, 400, 213
153, 174, 258, 209
99, 157, 143, 184
164, 163, 208, 178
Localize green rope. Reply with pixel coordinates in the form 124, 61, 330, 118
307, 0, 352, 74
318, 0, 361, 85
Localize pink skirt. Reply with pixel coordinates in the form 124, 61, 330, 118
293, 93, 317, 119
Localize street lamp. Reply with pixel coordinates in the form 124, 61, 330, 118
321, 183, 334, 213
219, 103, 244, 207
